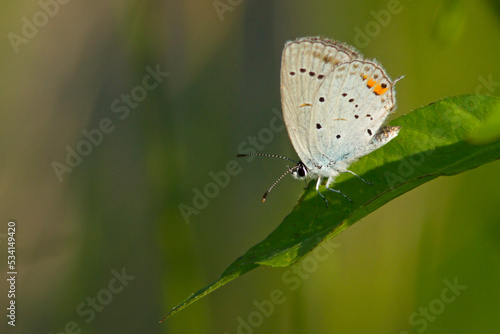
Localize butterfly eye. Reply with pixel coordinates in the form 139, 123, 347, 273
297, 166, 307, 177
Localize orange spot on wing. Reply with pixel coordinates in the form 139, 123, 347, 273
373, 84, 389, 95
362, 74, 368, 80
366, 78, 377, 88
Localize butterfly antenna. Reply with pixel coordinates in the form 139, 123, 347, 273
237, 153, 301, 202
262, 165, 299, 202
236, 153, 299, 164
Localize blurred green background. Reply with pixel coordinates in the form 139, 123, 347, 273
0, 0, 499, 333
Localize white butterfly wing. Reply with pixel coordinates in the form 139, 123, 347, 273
309, 59, 399, 172
280, 37, 359, 168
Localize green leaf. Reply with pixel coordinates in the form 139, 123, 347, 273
467, 99, 500, 145
160, 94, 500, 322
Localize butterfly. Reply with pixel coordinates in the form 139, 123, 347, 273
238, 36, 402, 205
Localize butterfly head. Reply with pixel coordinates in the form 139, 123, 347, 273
291, 161, 308, 180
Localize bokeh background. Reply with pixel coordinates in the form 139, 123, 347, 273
1, 0, 499, 333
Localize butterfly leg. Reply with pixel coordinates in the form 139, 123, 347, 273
315, 177, 329, 206
345, 170, 373, 185
325, 176, 352, 203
